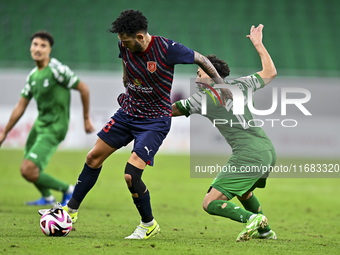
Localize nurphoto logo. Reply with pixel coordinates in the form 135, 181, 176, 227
201, 84, 312, 128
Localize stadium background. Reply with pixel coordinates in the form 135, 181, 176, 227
0, 0, 339, 159
0, 1, 339, 253
1, 0, 340, 76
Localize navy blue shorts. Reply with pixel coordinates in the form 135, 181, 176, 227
97, 109, 171, 166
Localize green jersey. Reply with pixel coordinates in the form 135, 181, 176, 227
175, 73, 274, 155
21, 58, 80, 141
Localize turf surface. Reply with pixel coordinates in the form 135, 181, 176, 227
0, 149, 339, 254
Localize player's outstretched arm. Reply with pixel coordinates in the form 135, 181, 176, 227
74, 81, 95, 134
171, 103, 184, 117
247, 24, 277, 85
194, 51, 233, 104
0, 97, 30, 147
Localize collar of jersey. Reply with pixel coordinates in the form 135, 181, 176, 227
135, 36, 155, 56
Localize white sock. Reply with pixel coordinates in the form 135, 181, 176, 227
66, 185, 74, 194
141, 219, 154, 227
248, 214, 257, 221
67, 206, 78, 213
259, 230, 272, 236
43, 195, 54, 201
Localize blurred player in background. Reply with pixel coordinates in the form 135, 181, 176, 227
0, 31, 95, 206
60, 9, 232, 239
172, 24, 278, 241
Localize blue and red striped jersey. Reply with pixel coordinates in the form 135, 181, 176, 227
118, 35, 194, 118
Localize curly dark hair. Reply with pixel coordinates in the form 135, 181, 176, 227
206, 54, 230, 78
30, 30, 54, 47
110, 10, 148, 36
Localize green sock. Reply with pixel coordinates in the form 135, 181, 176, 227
206, 200, 253, 223
239, 194, 271, 233
34, 183, 52, 197
35, 172, 69, 193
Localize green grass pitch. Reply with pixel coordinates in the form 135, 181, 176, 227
0, 149, 339, 254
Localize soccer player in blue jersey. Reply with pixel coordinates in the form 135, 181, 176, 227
55, 10, 232, 239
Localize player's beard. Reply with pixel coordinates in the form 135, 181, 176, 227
133, 41, 143, 53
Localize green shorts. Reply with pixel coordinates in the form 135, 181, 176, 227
211, 149, 276, 200
24, 126, 61, 171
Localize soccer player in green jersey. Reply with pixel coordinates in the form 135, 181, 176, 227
0, 31, 95, 206
172, 24, 277, 241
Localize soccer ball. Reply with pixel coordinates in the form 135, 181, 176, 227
40, 208, 72, 237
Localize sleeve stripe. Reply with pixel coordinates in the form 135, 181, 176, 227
175, 100, 190, 117
254, 73, 265, 89
67, 76, 78, 88
51, 67, 59, 80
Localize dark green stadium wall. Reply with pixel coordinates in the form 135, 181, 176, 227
0, 0, 339, 76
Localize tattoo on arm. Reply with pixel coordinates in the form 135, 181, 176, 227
194, 52, 222, 82
194, 51, 233, 101
122, 60, 128, 88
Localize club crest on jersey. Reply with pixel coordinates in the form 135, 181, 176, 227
43, 79, 49, 87
147, 61, 157, 73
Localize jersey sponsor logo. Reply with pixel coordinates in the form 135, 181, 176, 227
200, 84, 223, 107
147, 61, 157, 73
133, 78, 142, 86
172, 42, 177, 46
199, 83, 224, 115
43, 79, 49, 87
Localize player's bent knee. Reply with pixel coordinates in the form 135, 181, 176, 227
20, 166, 39, 182
20, 167, 28, 179
202, 202, 208, 212
237, 191, 253, 201
124, 174, 132, 187
202, 199, 211, 212
125, 163, 146, 197
86, 151, 102, 169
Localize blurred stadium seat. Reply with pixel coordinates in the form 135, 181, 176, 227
0, 0, 339, 76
